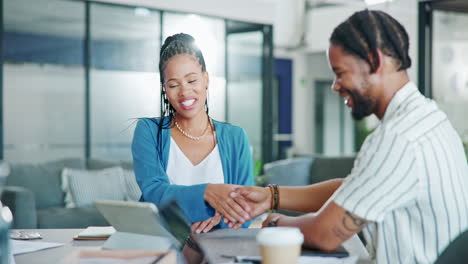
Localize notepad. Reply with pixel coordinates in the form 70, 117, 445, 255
63, 250, 176, 264
11, 239, 64, 255
73, 226, 116, 240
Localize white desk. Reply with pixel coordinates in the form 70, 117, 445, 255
12, 228, 369, 264
13, 229, 103, 264
195, 228, 369, 264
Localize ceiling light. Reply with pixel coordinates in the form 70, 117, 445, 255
134, 7, 150, 17
364, 0, 393, 5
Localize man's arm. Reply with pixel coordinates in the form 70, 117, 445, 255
232, 179, 343, 219
278, 179, 343, 212
266, 201, 368, 251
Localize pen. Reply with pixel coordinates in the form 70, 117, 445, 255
150, 251, 170, 264
220, 255, 262, 264
236, 258, 261, 264
301, 252, 349, 258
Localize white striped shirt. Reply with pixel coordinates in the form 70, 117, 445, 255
332, 82, 468, 264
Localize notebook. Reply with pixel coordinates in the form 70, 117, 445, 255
74, 226, 115, 240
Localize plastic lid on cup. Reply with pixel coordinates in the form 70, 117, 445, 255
256, 227, 304, 246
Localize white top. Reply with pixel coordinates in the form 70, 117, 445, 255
332, 82, 468, 264
166, 137, 225, 185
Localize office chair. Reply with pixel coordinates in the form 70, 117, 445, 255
435, 230, 468, 264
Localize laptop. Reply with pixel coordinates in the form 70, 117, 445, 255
95, 199, 192, 251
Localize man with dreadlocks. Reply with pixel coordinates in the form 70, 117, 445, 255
231, 9, 468, 263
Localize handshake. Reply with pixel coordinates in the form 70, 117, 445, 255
193, 185, 277, 233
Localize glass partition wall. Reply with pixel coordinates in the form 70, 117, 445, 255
3, 0, 86, 162
419, 1, 468, 158
432, 10, 468, 154
90, 4, 161, 161
1, 0, 273, 163
226, 21, 273, 163
226, 30, 264, 162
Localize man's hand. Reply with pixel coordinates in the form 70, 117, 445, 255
223, 186, 272, 229
204, 184, 251, 226
191, 211, 221, 233
231, 186, 272, 219
261, 213, 284, 228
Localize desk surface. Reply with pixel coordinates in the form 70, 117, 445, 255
13, 228, 369, 264
195, 228, 369, 264
195, 228, 260, 263
13, 229, 104, 264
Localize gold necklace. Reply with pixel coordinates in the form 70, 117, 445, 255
174, 117, 211, 141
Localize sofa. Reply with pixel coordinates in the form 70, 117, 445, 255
0, 158, 138, 229
263, 155, 356, 186
263, 155, 355, 217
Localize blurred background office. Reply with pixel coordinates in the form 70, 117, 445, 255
1, 0, 467, 168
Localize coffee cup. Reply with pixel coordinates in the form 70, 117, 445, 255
256, 227, 304, 264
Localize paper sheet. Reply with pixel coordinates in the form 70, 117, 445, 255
71, 257, 159, 264
342, 234, 370, 260
216, 256, 358, 264
62, 250, 176, 264
10, 239, 63, 255
299, 255, 358, 264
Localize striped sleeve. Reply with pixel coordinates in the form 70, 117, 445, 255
333, 130, 419, 222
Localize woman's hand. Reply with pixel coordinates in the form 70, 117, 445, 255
231, 186, 272, 219
204, 184, 251, 225
191, 211, 222, 233
224, 186, 272, 229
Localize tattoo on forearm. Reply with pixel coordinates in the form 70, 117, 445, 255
332, 226, 348, 240
342, 211, 368, 232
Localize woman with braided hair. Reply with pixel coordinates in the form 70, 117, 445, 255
132, 33, 253, 235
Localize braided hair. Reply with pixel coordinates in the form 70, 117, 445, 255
330, 9, 411, 73
158, 33, 208, 127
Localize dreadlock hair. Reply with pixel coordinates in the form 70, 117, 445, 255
155, 33, 211, 156
330, 9, 411, 73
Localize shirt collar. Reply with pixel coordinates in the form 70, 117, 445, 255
382, 81, 419, 123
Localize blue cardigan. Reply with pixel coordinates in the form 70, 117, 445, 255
131, 118, 254, 226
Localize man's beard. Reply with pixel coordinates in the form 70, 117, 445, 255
349, 89, 375, 120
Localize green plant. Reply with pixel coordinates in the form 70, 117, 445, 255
463, 141, 468, 161
253, 159, 262, 177
356, 119, 374, 151
253, 159, 267, 186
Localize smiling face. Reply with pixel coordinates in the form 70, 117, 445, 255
327, 44, 378, 120
163, 54, 209, 120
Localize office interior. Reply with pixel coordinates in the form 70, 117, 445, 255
0, 0, 467, 174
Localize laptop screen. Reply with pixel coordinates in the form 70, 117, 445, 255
159, 200, 192, 247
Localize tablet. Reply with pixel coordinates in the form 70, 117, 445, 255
94, 200, 191, 248
95, 200, 183, 247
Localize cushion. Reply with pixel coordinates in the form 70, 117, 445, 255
61, 167, 126, 208
7, 158, 85, 209
122, 169, 141, 201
